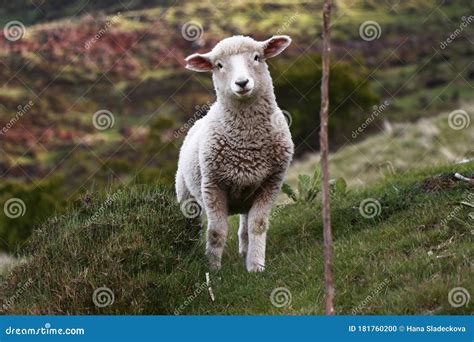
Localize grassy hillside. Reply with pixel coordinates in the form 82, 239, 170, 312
1, 161, 472, 315
288, 103, 474, 187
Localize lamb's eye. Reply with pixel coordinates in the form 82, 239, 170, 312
254, 55, 259, 62
217, 62, 223, 69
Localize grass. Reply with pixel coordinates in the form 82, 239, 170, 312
0, 161, 472, 315
288, 103, 474, 187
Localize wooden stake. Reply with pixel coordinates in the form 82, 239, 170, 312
320, 0, 335, 315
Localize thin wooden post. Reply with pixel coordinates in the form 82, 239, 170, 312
320, 0, 335, 315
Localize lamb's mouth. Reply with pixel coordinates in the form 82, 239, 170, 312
235, 89, 252, 97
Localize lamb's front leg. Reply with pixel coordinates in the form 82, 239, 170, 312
246, 171, 285, 272
202, 182, 228, 271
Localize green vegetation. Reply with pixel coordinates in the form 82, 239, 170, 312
288, 104, 474, 188
0, 177, 65, 253
1, 161, 472, 314
271, 55, 378, 153
282, 167, 322, 203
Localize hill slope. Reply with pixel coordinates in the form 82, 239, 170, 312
288, 103, 474, 187
1, 162, 472, 315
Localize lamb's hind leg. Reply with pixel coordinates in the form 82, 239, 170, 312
238, 214, 248, 258
202, 182, 228, 271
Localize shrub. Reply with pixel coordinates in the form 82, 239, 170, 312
0, 177, 64, 253
270, 54, 378, 154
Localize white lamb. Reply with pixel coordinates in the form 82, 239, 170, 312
176, 35, 294, 272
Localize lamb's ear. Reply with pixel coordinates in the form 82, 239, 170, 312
185, 53, 213, 72
262, 35, 292, 58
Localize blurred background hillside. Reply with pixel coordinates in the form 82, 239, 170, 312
0, 0, 472, 253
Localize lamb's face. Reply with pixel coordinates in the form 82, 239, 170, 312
185, 35, 291, 101
212, 51, 262, 99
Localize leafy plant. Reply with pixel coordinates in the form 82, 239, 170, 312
330, 177, 348, 197
282, 167, 321, 203
282, 167, 348, 203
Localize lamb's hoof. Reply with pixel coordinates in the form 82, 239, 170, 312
246, 263, 265, 273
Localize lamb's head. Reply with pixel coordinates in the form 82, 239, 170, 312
185, 35, 291, 101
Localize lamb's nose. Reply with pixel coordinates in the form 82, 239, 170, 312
235, 79, 249, 88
